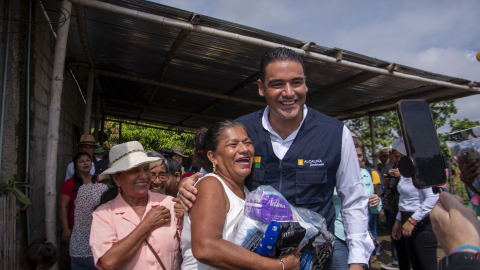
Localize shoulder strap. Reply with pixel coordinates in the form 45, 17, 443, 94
145, 239, 166, 270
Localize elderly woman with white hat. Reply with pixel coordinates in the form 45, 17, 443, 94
90, 141, 182, 270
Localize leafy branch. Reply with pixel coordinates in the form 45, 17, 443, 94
0, 175, 33, 205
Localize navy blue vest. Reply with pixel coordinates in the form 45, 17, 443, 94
236, 107, 344, 233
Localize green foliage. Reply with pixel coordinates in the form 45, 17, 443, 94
345, 100, 457, 161
449, 118, 480, 132
98, 121, 195, 154
0, 175, 33, 205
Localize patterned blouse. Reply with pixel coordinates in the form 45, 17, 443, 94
70, 182, 108, 257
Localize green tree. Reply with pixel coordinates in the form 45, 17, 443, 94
345, 100, 457, 161
449, 118, 480, 132
98, 121, 195, 154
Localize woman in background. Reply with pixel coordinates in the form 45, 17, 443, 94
69, 173, 109, 269
59, 152, 93, 244
392, 138, 439, 270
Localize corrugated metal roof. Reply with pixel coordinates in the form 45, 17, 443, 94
45, 0, 477, 130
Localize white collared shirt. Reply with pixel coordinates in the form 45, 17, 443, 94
261, 105, 308, 160
262, 105, 373, 265
396, 176, 439, 222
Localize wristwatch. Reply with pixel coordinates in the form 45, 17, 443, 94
350, 264, 368, 270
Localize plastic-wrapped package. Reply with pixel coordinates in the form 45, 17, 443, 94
446, 126, 480, 189
230, 185, 334, 270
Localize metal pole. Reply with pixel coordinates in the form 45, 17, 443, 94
94, 95, 100, 141
369, 116, 377, 168
69, 0, 480, 93
25, 0, 33, 245
100, 112, 105, 146
83, 69, 94, 134
119, 122, 122, 144
1, 1, 12, 267
0, 0, 12, 180
44, 0, 72, 246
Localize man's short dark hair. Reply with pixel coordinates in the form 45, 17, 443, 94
259, 47, 305, 83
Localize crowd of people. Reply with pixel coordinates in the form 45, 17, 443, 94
21, 47, 480, 270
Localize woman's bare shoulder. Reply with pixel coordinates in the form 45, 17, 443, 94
195, 175, 224, 192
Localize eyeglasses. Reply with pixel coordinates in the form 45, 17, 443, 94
152, 173, 168, 180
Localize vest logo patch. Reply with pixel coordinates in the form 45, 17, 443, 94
303, 159, 325, 167
254, 156, 261, 168
298, 159, 304, 166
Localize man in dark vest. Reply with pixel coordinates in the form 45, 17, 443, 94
178, 47, 372, 269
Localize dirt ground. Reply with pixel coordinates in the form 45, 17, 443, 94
369, 225, 446, 270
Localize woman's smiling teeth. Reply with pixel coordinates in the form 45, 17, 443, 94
135, 181, 147, 187
236, 157, 250, 166
281, 101, 295, 105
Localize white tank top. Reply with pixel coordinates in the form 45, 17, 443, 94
181, 173, 249, 270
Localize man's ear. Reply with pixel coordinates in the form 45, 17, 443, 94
304, 76, 308, 93
258, 79, 265, 97
207, 150, 218, 167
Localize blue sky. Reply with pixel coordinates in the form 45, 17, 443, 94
151, 0, 480, 133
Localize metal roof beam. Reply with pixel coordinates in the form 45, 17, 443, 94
102, 112, 198, 131
104, 97, 226, 121
87, 68, 266, 107
69, 0, 480, 94
139, 13, 201, 118
307, 71, 380, 102
175, 71, 259, 125
74, 4, 106, 111
92, 116, 196, 134
338, 86, 463, 114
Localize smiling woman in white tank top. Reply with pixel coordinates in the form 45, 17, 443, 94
180, 120, 300, 270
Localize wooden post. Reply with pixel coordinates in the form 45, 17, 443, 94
369, 116, 377, 168
44, 0, 72, 247
94, 95, 100, 141
83, 69, 94, 134
100, 112, 105, 146
119, 122, 122, 144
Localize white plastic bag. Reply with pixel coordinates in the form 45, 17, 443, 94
230, 185, 334, 270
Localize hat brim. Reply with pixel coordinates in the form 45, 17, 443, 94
101, 156, 163, 176
76, 142, 101, 149
175, 153, 189, 158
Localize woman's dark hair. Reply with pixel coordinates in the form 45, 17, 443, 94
192, 127, 208, 172
73, 152, 93, 193
160, 148, 182, 176
201, 120, 247, 173
21, 237, 58, 270
94, 174, 120, 210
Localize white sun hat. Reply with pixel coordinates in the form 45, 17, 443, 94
101, 141, 163, 176
391, 138, 407, 156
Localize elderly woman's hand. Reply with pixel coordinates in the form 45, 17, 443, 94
172, 197, 184, 220
144, 206, 171, 231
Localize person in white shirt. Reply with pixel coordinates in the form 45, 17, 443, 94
65, 135, 100, 181
178, 47, 372, 270
391, 138, 439, 270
